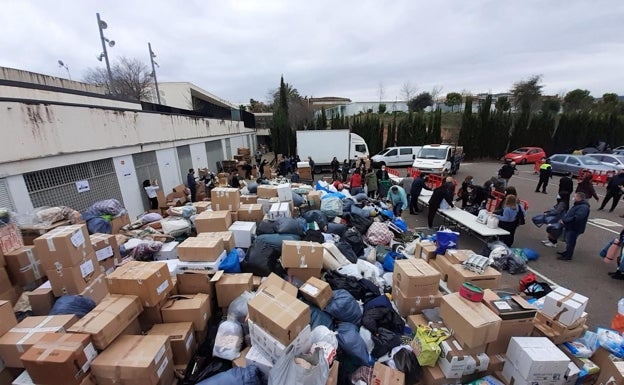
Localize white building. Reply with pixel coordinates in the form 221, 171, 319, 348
318, 101, 409, 117
0, 67, 256, 219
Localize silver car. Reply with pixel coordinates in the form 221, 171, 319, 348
548, 154, 619, 177
588, 154, 624, 171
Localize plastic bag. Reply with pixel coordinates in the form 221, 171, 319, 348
219, 249, 242, 273
336, 322, 371, 366
268, 345, 330, 385
310, 326, 338, 365
435, 228, 459, 255
597, 327, 624, 357
325, 289, 362, 325
413, 325, 449, 367
371, 327, 402, 358
359, 326, 374, 354
392, 346, 422, 384
213, 319, 243, 360
49, 295, 96, 319
227, 291, 255, 323
343, 229, 365, 256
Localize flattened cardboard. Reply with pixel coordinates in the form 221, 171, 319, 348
106, 261, 173, 307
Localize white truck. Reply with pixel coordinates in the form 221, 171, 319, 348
412, 144, 464, 175
296, 130, 369, 173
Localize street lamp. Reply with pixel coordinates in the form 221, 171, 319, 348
148, 42, 161, 104
57, 60, 71, 80
96, 13, 115, 94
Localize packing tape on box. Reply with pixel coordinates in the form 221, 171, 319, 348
14, 316, 66, 353
459, 282, 484, 302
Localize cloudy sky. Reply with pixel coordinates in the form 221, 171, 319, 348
1, 0, 623, 104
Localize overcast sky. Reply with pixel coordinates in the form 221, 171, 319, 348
1, 1, 623, 104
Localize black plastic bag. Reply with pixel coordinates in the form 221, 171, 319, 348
371, 327, 401, 358
49, 295, 96, 319
343, 228, 365, 256
256, 220, 277, 235
242, 239, 285, 277
326, 222, 347, 237
302, 210, 329, 231
347, 213, 373, 235
336, 240, 358, 263
393, 348, 422, 384
304, 230, 325, 243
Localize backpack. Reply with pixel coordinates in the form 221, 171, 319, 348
516, 205, 526, 225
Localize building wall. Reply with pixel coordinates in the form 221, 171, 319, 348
112, 155, 144, 219
0, 67, 106, 94
156, 83, 192, 110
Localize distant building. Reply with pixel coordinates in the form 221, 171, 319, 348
315, 100, 409, 117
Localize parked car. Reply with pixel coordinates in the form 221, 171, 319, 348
372, 146, 421, 167
503, 147, 546, 164
588, 154, 624, 171
548, 154, 619, 177
612, 149, 624, 156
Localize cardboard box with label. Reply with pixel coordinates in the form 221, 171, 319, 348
147, 322, 196, 366
299, 277, 333, 310
440, 293, 502, 348
79, 273, 109, 305
91, 335, 174, 385
437, 337, 489, 378
106, 261, 173, 307
110, 213, 130, 234
4, 246, 44, 286
241, 195, 258, 204
248, 286, 311, 346
393, 258, 441, 297
214, 272, 253, 308
248, 319, 312, 364
257, 185, 278, 199
197, 231, 236, 252
237, 204, 264, 223
268, 202, 291, 220
27, 281, 55, 316
68, 295, 143, 350
415, 240, 437, 261
46, 253, 99, 297
228, 221, 256, 248
0, 314, 78, 368
89, 233, 121, 265
176, 270, 216, 298
541, 287, 589, 327
20, 332, 97, 385
393, 287, 443, 317
371, 362, 405, 385
281, 241, 323, 269
34, 224, 94, 271
210, 187, 241, 212
504, 337, 570, 384
446, 263, 502, 292
195, 210, 233, 233
483, 289, 537, 355
161, 293, 211, 332
258, 273, 298, 298
153, 241, 179, 261
177, 237, 225, 262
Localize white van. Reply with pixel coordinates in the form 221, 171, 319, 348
371, 146, 422, 167
412, 144, 464, 174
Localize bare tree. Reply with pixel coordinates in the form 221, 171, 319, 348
400, 81, 417, 102
430, 85, 444, 105
84, 56, 153, 101
377, 81, 385, 103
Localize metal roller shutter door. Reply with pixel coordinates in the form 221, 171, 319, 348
133, 151, 162, 210
205, 140, 223, 172
177, 145, 193, 177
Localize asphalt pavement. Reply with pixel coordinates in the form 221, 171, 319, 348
395, 161, 622, 330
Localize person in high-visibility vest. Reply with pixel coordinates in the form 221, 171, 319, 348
535, 158, 552, 194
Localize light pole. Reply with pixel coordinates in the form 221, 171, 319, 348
148, 42, 161, 104
96, 13, 115, 94
57, 60, 71, 80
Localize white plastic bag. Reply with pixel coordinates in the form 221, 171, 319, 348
227, 291, 255, 323
476, 209, 489, 224
268, 345, 329, 385
212, 319, 243, 360
486, 215, 499, 229
359, 326, 374, 354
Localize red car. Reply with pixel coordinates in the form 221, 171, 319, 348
503, 147, 546, 164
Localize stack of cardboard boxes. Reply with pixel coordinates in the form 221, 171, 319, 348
392, 258, 442, 317
281, 240, 324, 282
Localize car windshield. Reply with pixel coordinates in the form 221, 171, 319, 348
376, 148, 390, 156
581, 156, 602, 165
418, 147, 447, 160
512, 148, 529, 154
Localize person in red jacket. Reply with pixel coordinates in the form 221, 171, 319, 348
349, 169, 363, 195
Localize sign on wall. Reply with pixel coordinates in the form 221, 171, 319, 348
75, 180, 90, 193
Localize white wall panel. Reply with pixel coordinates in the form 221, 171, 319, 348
156, 148, 182, 194
112, 155, 144, 220
190, 143, 208, 171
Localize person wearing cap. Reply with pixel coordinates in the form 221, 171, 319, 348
387, 185, 408, 217
535, 157, 552, 194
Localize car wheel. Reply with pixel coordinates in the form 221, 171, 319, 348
520, 158, 527, 165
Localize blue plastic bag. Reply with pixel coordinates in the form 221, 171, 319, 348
219, 249, 241, 273
382, 251, 403, 272
393, 217, 408, 232
435, 228, 459, 255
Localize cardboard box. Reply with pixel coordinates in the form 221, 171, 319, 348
210, 187, 241, 211
196, 231, 235, 252
438, 337, 489, 378
532, 311, 587, 345
91, 335, 173, 385
161, 294, 210, 332
79, 273, 109, 305
4, 246, 43, 286
258, 273, 298, 298
89, 233, 121, 264
245, 345, 274, 375
486, 316, 535, 355
502, 360, 563, 385
228, 221, 256, 248
248, 285, 311, 346
147, 322, 196, 366
276, 184, 292, 202
68, 295, 143, 350
0, 222, 24, 255
237, 204, 264, 222
248, 319, 311, 364
504, 337, 570, 383
195, 211, 233, 233
138, 298, 166, 331
415, 240, 437, 261
0, 300, 17, 337
590, 347, 624, 385
0, 285, 20, 306
34, 225, 93, 271
307, 191, 322, 209
0, 315, 77, 368
214, 272, 253, 308
440, 293, 502, 348
326, 361, 339, 385
106, 261, 173, 307
46, 253, 99, 296
257, 197, 279, 215
177, 237, 224, 262
281, 241, 323, 269
257, 185, 278, 199
393, 287, 443, 317
430, 254, 453, 281
444, 249, 475, 264
541, 287, 588, 326
0, 268, 12, 296
268, 202, 290, 220
12, 371, 97, 385
110, 214, 130, 234
232, 346, 250, 368
299, 277, 333, 310
176, 271, 216, 298
287, 268, 322, 282
192, 201, 210, 214
446, 264, 502, 292
241, 195, 258, 204
406, 313, 428, 331
153, 241, 179, 261
393, 258, 441, 297
371, 362, 404, 385
27, 283, 54, 316
20, 333, 97, 385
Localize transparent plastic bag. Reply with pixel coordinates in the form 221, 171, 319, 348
227, 291, 255, 324
213, 319, 243, 360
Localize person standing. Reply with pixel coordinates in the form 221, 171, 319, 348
576, 174, 599, 202
492, 194, 525, 247
365, 168, 378, 198
558, 175, 574, 196
187, 169, 197, 202
308, 156, 315, 181
410, 173, 431, 214
498, 161, 516, 187
230, 171, 241, 188
255, 148, 262, 166
427, 182, 454, 229
598, 169, 624, 212
456, 176, 474, 208
387, 185, 408, 217
535, 158, 552, 193
143, 179, 160, 210
377, 165, 391, 198
259, 159, 268, 179
349, 169, 363, 195
331, 157, 340, 180
402, 172, 414, 209
557, 192, 590, 261
605, 228, 624, 280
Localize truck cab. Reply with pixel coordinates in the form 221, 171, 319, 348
412, 144, 463, 174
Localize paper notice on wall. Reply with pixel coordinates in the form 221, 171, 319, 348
76, 180, 90, 193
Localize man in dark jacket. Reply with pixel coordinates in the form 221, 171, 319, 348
187, 169, 197, 202
498, 161, 516, 187
558, 175, 574, 196
557, 192, 590, 260
427, 182, 454, 229
598, 169, 624, 212
535, 157, 552, 193
410, 173, 431, 214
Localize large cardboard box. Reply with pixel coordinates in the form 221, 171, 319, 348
541, 287, 588, 326
4, 246, 43, 286
0, 300, 17, 337
196, 231, 236, 252
27, 282, 55, 316
371, 362, 405, 385
591, 347, 624, 385
79, 273, 109, 305
195, 211, 232, 233
89, 233, 121, 266
281, 241, 323, 269
0, 315, 77, 368
247, 285, 311, 346
504, 337, 570, 384
0, 268, 12, 296
393, 258, 441, 297
68, 295, 143, 350
153, 241, 179, 262
415, 240, 437, 261
248, 319, 311, 364
257, 185, 278, 199
440, 293, 502, 348
228, 221, 256, 248
393, 287, 443, 317
237, 204, 264, 222
240, 195, 258, 204
0, 222, 24, 255
210, 187, 241, 211
91, 335, 173, 385
177, 237, 224, 262
46, 253, 99, 296
446, 264, 502, 292
276, 183, 292, 202
147, 322, 196, 366
258, 273, 298, 298
214, 272, 253, 308
161, 293, 210, 332
34, 225, 93, 271
176, 271, 216, 298
299, 277, 333, 310
106, 261, 173, 307
20, 332, 97, 385
483, 289, 536, 355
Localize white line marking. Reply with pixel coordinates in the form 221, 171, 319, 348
527, 266, 559, 289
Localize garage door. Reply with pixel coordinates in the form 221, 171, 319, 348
24, 159, 124, 212
177, 145, 193, 178
133, 151, 162, 210
205, 140, 223, 172
0, 179, 15, 211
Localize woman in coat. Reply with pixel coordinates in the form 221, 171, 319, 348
492, 194, 525, 247
576, 174, 599, 202
365, 168, 378, 198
